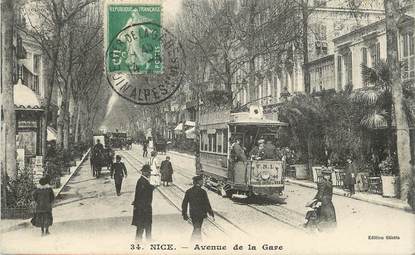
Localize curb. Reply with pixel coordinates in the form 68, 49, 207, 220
286, 178, 413, 212
54, 148, 91, 198
1, 149, 91, 234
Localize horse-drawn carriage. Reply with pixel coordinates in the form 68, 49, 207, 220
154, 138, 167, 154
91, 134, 114, 178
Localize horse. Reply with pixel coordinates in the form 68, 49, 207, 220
91, 149, 105, 178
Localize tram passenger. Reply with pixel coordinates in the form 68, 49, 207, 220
182, 175, 214, 241
111, 155, 128, 196
249, 139, 265, 160
263, 140, 277, 160
229, 137, 247, 181
231, 138, 247, 163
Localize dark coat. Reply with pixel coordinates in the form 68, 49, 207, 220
231, 143, 247, 162
263, 143, 277, 159
132, 176, 154, 226
111, 162, 127, 181
182, 186, 214, 219
33, 186, 55, 213
314, 179, 337, 229
344, 162, 357, 186
160, 160, 173, 182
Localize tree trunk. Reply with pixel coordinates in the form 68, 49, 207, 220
384, 0, 412, 200
74, 101, 81, 144
41, 0, 62, 160
195, 92, 202, 174
63, 93, 70, 150
1, 0, 17, 180
247, 2, 256, 102
302, 0, 310, 94
56, 98, 64, 150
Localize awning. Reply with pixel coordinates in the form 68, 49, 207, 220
185, 127, 196, 139
14, 79, 42, 110
174, 123, 183, 131
47, 127, 57, 141
185, 121, 195, 127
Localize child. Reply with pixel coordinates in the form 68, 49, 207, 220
31, 176, 55, 236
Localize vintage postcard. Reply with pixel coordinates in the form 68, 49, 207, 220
1, 0, 414, 254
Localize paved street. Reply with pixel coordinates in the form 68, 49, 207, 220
1, 145, 414, 254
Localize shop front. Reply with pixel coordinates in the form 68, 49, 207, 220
14, 79, 44, 169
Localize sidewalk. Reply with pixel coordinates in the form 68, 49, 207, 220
286, 178, 412, 212
167, 149, 413, 212
0, 149, 91, 233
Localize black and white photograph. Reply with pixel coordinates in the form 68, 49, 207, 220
1, 0, 414, 254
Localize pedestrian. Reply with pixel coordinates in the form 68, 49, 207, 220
111, 155, 128, 196
314, 169, 337, 231
31, 176, 55, 236
344, 158, 356, 196
143, 140, 148, 157
148, 151, 161, 186
160, 156, 173, 186
132, 164, 154, 241
182, 175, 214, 241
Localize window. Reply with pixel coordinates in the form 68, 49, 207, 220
361, 47, 368, 86
217, 130, 223, 153
223, 129, 228, 154
401, 31, 414, 80
345, 51, 353, 86
361, 47, 368, 66
314, 23, 327, 55
34, 76, 39, 94
369, 42, 380, 65
337, 56, 342, 89
33, 54, 41, 73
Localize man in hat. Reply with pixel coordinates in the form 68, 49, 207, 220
132, 164, 154, 241
111, 155, 127, 196
249, 139, 265, 159
182, 175, 214, 241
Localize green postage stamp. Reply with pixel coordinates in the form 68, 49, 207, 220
107, 4, 162, 74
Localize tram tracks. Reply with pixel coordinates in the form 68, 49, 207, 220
119, 150, 250, 238
121, 149, 309, 235
155, 151, 308, 232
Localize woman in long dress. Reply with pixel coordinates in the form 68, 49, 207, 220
314, 169, 337, 231
148, 151, 161, 186
31, 177, 55, 236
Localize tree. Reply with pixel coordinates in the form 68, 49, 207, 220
21, 0, 99, 152
1, 0, 17, 180
277, 93, 326, 171
384, 0, 412, 200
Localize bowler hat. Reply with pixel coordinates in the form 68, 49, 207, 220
39, 177, 49, 186
141, 164, 151, 173
192, 175, 203, 183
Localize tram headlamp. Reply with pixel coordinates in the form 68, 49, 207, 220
260, 171, 270, 180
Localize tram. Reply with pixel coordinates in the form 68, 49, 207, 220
199, 104, 288, 198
